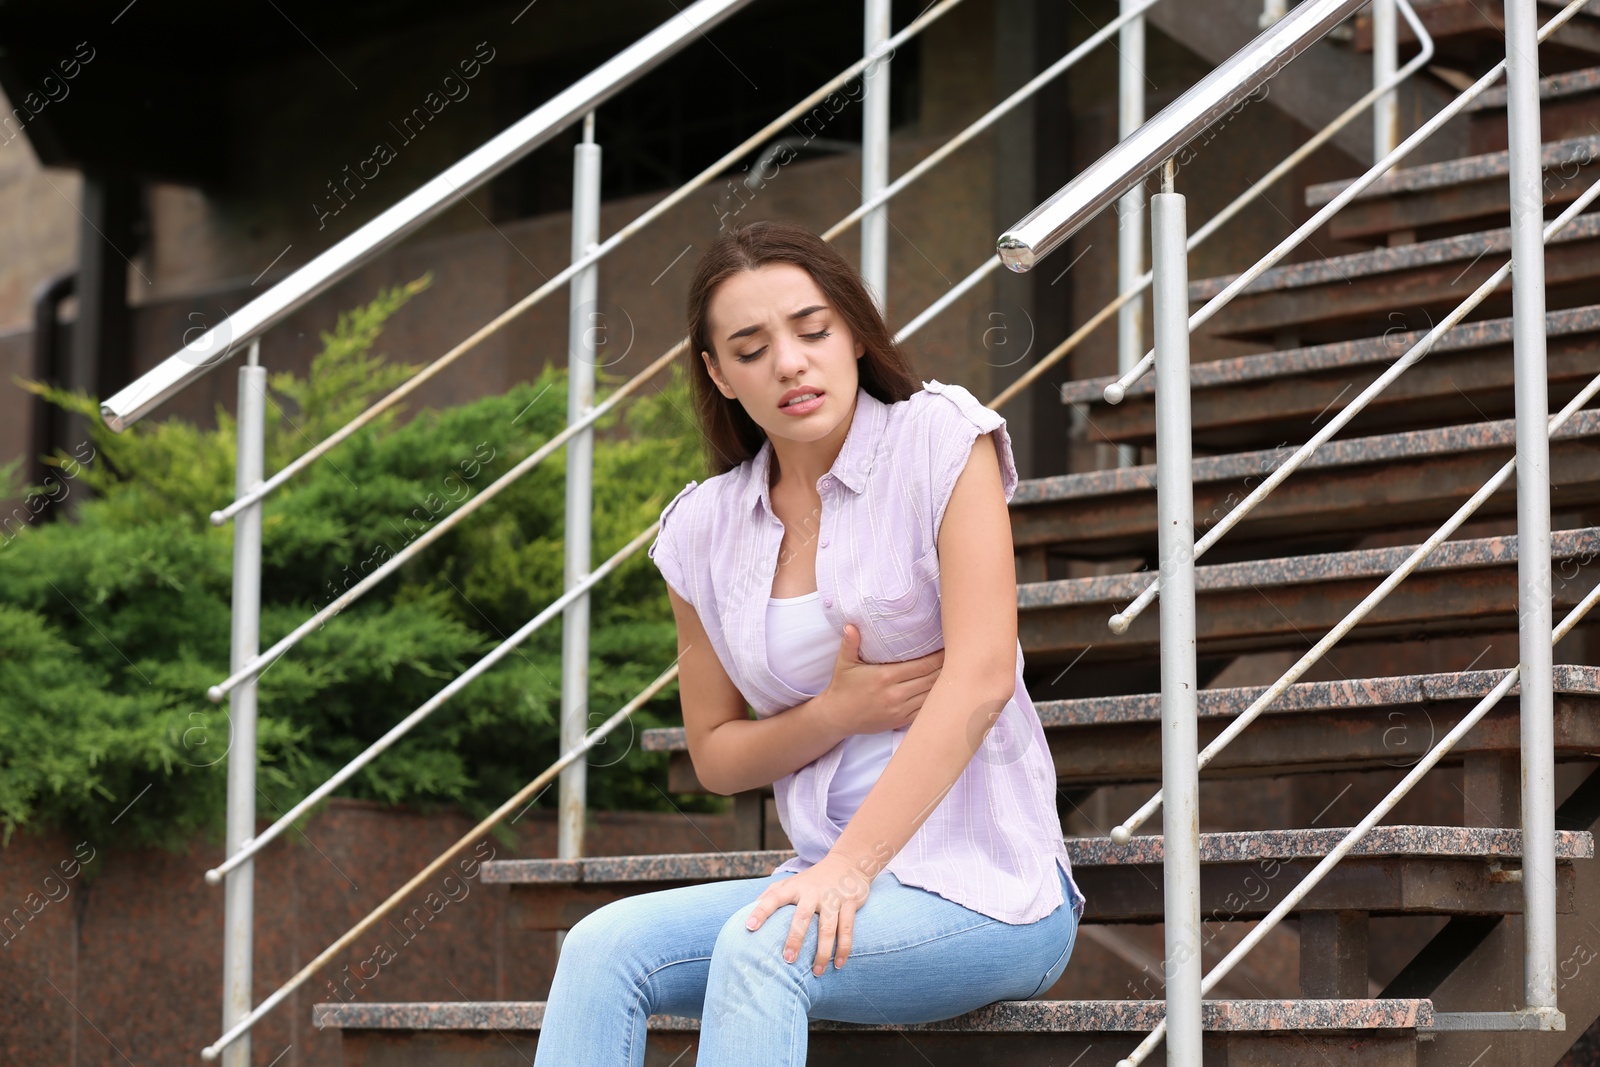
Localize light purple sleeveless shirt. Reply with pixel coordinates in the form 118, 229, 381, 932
647, 379, 1085, 925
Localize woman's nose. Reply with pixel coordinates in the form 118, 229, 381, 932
773, 336, 808, 379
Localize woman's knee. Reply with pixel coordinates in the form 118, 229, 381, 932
711, 900, 811, 984
560, 897, 648, 963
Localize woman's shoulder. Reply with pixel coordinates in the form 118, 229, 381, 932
888, 379, 1006, 440
656, 463, 750, 532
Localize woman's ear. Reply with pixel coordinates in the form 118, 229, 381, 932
701, 349, 735, 399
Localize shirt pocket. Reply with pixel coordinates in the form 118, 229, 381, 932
857, 542, 944, 661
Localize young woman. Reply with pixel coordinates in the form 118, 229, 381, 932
532, 219, 1084, 1066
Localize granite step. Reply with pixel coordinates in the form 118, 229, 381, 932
476, 827, 1591, 932
313, 998, 1437, 1066
1464, 64, 1600, 154
1304, 134, 1600, 244
1188, 211, 1600, 346
1057, 306, 1600, 451
1010, 408, 1600, 562
1016, 526, 1600, 670
644, 667, 1600, 795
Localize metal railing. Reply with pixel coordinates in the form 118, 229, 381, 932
997, 1, 1593, 1064
82, 0, 1277, 1057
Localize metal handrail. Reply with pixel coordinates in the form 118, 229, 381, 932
99, 0, 757, 434
995, 0, 1370, 272
206, 0, 969, 525
911, 0, 1433, 409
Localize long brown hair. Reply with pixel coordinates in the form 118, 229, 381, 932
683, 219, 922, 477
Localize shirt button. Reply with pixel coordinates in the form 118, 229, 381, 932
820, 539, 829, 548
823, 597, 833, 608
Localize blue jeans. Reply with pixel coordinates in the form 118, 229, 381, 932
532, 862, 1078, 1065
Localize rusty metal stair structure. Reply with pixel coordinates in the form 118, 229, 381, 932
312, 15, 1600, 1067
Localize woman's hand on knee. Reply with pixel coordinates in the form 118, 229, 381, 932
743, 851, 873, 977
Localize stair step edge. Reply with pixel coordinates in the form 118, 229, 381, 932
477, 826, 1593, 883
640, 666, 1600, 750
1057, 305, 1600, 404
311, 997, 1437, 1033
1305, 133, 1600, 207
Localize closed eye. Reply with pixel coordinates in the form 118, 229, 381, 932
735, 328, 833, 363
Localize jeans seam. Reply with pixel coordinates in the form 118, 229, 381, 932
844, 917, 998, 959
1027, 936, 1073, 999
642, 954, 713, 984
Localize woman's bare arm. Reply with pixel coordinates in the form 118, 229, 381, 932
820, 431, 1020, 877
667, 585, 849, 796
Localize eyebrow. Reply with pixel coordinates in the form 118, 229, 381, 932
725, 304, 828, 341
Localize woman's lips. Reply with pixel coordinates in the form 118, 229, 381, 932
779, 392, 825, 416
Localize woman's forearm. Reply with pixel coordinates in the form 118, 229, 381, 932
826, 664, 1015, 879
700, 691, 849, 795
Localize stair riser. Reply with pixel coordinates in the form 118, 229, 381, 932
1197, 232, 1600, 343
1327, 156, 1600, 243
1067, 317, 1600, 450
660, 698, 1600, 792
332, 1029, 1418, 1066
1018, 560, 1600, 666
1472, 96, 1600, 155
499, 860, 1577, 932
1044, 701, 1600, 785
1012, 435, 1600, 559
1074, 857, 1576, 925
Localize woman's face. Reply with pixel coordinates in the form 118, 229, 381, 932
700, 262, 866, 447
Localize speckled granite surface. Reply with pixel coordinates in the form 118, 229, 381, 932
1189, 211, 1600, 302
477, 825, 1591, 885
313, 997, 1436, 1032
1016, 526, 1600, 607
1305, 134, 1600, 207
1058, 305, 1600, 404
1468, 65, 1600, 111
479, 849, 795, 884
1033, 664, 1600, 726
641, 666, 1600, 750
1068, 826, 1592, 866
1012, 407, 1600, 505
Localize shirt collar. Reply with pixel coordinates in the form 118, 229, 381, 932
741, 384, 889, 517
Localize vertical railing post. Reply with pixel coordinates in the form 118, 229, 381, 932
1150, 160, 1202, 1067
222, 339, 264, 1067
861, 0, 891, 314
559, 113, 601, 886
1372, 0, 1399, 157
1503, 0, 1560, 1025
1116, 0, 1146, 468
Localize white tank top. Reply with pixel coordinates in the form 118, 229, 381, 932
766, 590, 898, 826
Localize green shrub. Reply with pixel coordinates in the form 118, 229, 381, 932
0, 274, 717, 853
